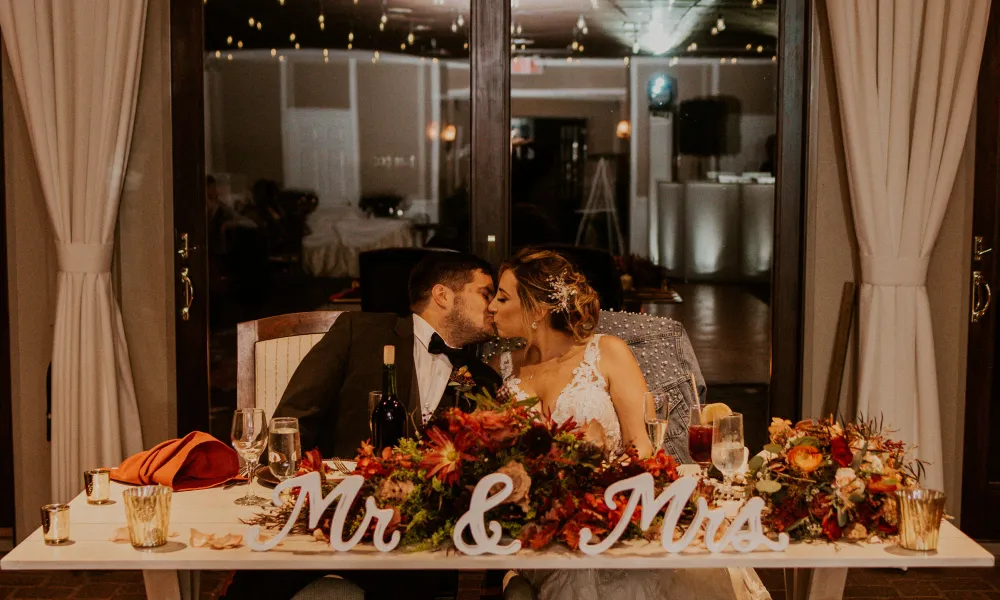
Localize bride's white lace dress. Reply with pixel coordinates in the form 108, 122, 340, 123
499, 335, 770, 600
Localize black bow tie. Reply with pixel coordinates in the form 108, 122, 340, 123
428, 333, 468, 367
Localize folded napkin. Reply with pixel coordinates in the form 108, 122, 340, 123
112, 431, 240, 491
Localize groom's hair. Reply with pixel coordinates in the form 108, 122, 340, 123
409, 252, 493, 311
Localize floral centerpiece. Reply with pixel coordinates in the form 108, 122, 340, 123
748, 416, 920, 542
247, 390, 681, 551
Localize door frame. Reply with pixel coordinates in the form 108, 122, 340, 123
960, 0, 1000, 541
170, 0, 810, 434
0, 42, 15, 535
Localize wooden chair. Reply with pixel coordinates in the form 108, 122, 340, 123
237, 311, 343, 419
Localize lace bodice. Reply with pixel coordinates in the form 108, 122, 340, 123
500, 334, 623, 455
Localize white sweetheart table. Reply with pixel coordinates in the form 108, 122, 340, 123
1, 483, 993, 600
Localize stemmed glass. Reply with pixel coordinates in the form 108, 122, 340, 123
711, 413, 745, 497
644, 391, 669, 452
231, 408, 268, 506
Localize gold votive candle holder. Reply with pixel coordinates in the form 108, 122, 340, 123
122, 485, 172, 549
84, 468, 113, 505
40, 503, 71, 545
896, 488, 946, 552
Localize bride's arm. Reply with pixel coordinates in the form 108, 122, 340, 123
599, 336, 655, 458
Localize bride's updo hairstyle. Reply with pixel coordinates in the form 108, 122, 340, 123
500, 248, 600, 341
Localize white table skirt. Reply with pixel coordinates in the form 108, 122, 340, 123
1, 483, 993, 600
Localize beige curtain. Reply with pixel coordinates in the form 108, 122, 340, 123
826, 0, 990, 490
0, 0, 147, 500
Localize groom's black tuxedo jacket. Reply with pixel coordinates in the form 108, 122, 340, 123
273, 312, 502, 459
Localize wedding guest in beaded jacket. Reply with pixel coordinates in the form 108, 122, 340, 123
488, 248, 769, 600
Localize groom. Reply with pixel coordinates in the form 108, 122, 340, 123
273, 251, 503, 458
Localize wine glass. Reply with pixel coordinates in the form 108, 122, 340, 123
688, 404, 713, 470
644, 391, 669, 452
231, 408, 268, 506
269, 417, 301, 506
712, 413, 745, 497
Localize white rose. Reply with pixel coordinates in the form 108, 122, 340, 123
864, 454, 884, 474
834, 467, 865, 502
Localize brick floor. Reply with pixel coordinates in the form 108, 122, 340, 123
4, 562, 1000, 599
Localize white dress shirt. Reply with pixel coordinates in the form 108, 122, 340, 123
412, 314, 454, 422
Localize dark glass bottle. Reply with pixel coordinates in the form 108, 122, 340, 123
372, 345, 406, 452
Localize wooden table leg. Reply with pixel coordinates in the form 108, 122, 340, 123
143, 570, 200, 600
784, 567, 848, 600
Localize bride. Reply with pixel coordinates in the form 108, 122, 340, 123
487, 248, 769, 600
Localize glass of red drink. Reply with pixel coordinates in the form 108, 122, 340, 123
688, 405, 713, 467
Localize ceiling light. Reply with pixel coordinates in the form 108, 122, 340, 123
716, 15, 726, 31
348, 43, 353, 49
248, 18, 255, 27
323, 48, 329, 57
270, 48, 276, 56
215, 50, 221, 58
237, 40, 243, 48
757, 45, 764, 53
457, 14, 465, 27
408, 32, 415, 44
577, 15, 586, 30
289, 33, 296, 42
227, 36, 233, 45
256, 22, 262, 30
227, 53, 233, 60
746, 43, 752, 50
295, 43, 300, 49
401, 43, 407, 50
510, 23, 515, 34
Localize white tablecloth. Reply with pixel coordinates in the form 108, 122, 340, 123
302, 206, 416, 278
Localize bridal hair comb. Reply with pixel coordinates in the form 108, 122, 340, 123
546, 271, 577, 313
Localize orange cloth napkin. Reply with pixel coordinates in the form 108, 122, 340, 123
112, 431, 240, 491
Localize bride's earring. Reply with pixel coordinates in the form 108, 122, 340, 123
531, 321, 538, 330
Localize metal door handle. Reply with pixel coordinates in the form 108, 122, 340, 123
972, 270, 991, 323
180, 267, 194, 321
974, 236, 993, 261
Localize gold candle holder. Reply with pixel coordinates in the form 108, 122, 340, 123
40, 503, 71, 545
896, 488, 946, 552
122, 485, 172, 549
84, 468, 114, 505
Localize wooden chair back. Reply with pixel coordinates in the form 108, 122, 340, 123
237, 311, 343, 419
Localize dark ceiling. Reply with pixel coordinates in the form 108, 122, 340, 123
205, 0, 779, 59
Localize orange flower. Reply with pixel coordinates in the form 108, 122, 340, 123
419, 427, 475, 485
866, 474, 900, 495
787, 445, 824, 474
639, 449, 678, 480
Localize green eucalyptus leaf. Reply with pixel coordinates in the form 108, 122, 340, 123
763, 444, 784, 454
748, 456, 765, 473
791, 436, 821, 448
755, 479, 782, 494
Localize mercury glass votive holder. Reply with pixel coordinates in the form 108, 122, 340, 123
896, 488, 946, 552
84, 468, 113, 505
122, 485, 172, 549
40, 503, 71, 545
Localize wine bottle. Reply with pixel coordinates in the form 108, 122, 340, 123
372, 345, 406, 452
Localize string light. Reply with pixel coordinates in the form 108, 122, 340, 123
624, 56, 630, 65
711, 27, 718, 35
464, 41, 469, 49
716, 15, 726, 31
520, 43, 526, 50
215, 50, 221, 58
278, 0, 284, 5
248, 18, 255, 27
757, 45, 764, 53
349, 32, 354, 42
380, 22, 385, 31
407, 32, 415, 44
579, 44, 584, 51
457, 14, 465, 27
582, 26, 588, 35
279, 55, 286, 62
772, 55, 777, 61
237, 40, 243, 48
451, 21, 458, 32
227, 53, 233, 60
511, 43, 516, 51
227, 36, 233, 45
270, 48, 277, 56
295, 42, 300, 49
572, 40, 579, 50
381, 13, 388, 23
323, 48, 329, 57
401, 43, 407, 49
720, 57, 726, 63
348, 43, 353, 49
576, 15, 586, 30
687, 42, 697, 51
632, 41, 640, 54
319, 13, 325, 31
289, 33, 296, 42
257, 21, 262, 30
746, 43, 752, 50
730, 57, 737, 63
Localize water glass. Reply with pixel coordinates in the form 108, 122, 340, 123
368, 391, 382, 436
84, 468, 113, 505
644, 391, 669, 452
712, 413, 745, 495
896, 488, 947, 551
269, 417, 301, 483
231, 408, 268, 506
122, 485, 172, 549
688, 405, 713, 468
40, 504, 70, 545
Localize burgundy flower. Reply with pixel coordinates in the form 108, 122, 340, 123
821, 513, 843, 541
831, 436, 854, 468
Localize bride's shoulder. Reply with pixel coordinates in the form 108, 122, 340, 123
594, 335, 638, 368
